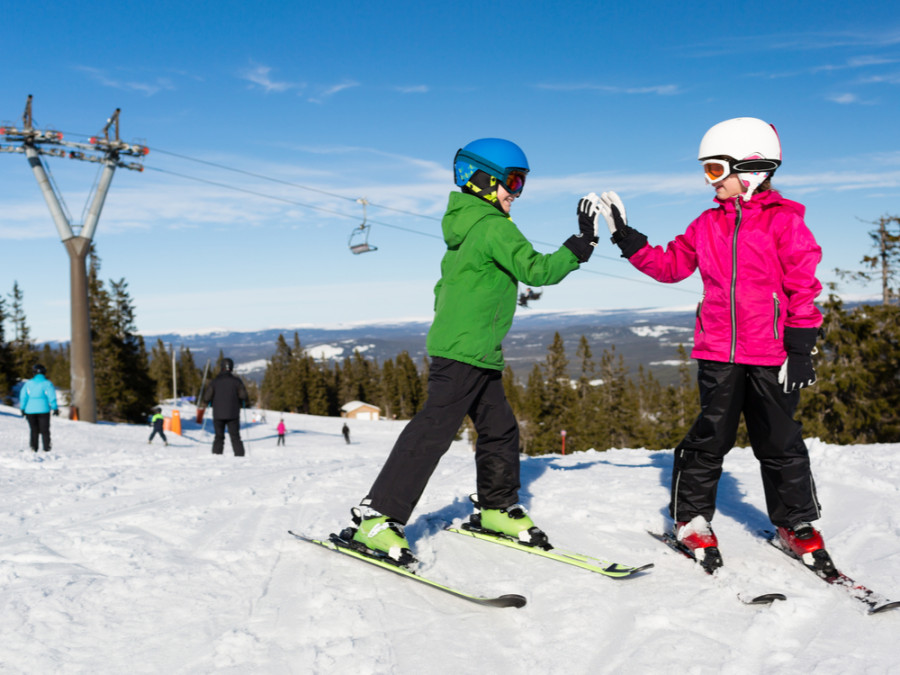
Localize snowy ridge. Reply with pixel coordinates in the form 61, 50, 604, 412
1, 404, 898, 672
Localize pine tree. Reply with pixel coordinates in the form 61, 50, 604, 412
9, 282, 34, 380
525, 333, 575, 455
394, 351, 424, 418
39, 343, 71, 392
306, 356, 330, 416
597, 345, 637, 449
0, 295, 14, 401
655, 344, 697, 449
798, 296, 900, 443
380, 358, 398, 419
521, 364, 546, 455
261, 334, 293, 411
148, 339, 172, 402
837, 215, 900, 305
177, 347, 202, 401
88, 250, 155, 422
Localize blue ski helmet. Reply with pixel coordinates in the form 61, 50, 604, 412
454, 138, 530, 192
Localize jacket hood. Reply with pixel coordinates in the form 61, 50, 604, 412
441, 191, 508, 248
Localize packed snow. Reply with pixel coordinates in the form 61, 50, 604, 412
1, 403, 898, 673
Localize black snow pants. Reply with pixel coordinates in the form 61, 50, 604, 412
670, 360, 821, 529
26, 412, 51, 452
212, 418, 245, 456
366, 357, 521, 524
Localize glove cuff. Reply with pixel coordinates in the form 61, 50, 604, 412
783, 326, 819, 354
610, 226, 648, 258
563, 234, 595, 263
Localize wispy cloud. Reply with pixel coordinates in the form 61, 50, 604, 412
534, 83, 680, 95
859, 72, 900, 85
825, 92, 878, 105
239, 64, 302, 93
75, 66, 176, 96
393, 85, 429, 94
308, 80, 360, 104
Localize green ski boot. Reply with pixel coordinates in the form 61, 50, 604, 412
468, 496, 551, 548
348, 507, 416, 567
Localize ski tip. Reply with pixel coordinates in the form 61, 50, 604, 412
742, 592, 787, 605
495, 594, 527, 608
869, 601, 900, 615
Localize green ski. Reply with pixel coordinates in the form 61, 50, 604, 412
445, 526, 653, 578
289, 531, 526, 609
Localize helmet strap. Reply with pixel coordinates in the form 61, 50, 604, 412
462, 171, 505, 213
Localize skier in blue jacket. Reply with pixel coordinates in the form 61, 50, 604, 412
20, 364, 59, 452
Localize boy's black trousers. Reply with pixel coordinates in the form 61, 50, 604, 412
367, 357, 520, 524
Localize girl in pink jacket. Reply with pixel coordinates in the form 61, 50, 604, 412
598, 117, 829, 574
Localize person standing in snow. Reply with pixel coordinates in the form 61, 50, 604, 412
341, 423, 350, 445
148, 407, 168, 446
202, 358, 249, 457
19, 363, 59, 452
597, 117, 828, 572
277, 418, 286, 446
345, 138, 603, 566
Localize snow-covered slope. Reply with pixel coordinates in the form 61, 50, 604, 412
1, 404, 898, 673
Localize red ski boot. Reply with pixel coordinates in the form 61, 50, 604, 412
675, 516, 723, 573
776, 522, 836, 576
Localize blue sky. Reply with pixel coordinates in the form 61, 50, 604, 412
2, 1, 899, 342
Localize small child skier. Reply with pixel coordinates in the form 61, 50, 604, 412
148, 407, 168, 446
345, 137, 603, 566
277, 418, 286, 446
598, 117, 827, 573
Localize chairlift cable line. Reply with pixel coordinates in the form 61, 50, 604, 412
49, 130, 699, 296
142, 146, 687, 271
144, 164, 700, 294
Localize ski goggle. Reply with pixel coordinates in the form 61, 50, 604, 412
701, 157, 781, 183
454, 149, 529, 195
503, 169, 527, 195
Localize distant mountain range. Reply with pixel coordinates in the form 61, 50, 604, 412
140, 306, 699, 385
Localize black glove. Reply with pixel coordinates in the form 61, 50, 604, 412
21, 410, 26, 417
53, 409, 60, 417
778, 326, 819, 393
598, 191, 648, 258
563, 193, 601, 263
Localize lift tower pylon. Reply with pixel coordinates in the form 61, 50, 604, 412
1, 96, 148, 423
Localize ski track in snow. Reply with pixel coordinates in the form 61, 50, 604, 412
0, 404, 898, 674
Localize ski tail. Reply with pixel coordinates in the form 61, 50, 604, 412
288, 530, 526, 609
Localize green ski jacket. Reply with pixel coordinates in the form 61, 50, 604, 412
426, 191, 580, 370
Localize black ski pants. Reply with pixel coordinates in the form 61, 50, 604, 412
149, 427, 167, 443
366, 357, 521, 524
670, 360, 821, 529
26, 413, 51, 452
212, 418, 245, 456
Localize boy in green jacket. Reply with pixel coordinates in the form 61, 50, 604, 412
347, 138, 602, 565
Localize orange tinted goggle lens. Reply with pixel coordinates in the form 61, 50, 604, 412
703, 161, 728, 181
505, 170, 526, 194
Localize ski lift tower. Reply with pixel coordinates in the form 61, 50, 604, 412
0, 95, 148, 423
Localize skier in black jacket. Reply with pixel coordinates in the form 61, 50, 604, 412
202, 358, 249, 456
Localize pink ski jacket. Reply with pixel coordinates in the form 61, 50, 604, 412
628, 190, 822, 366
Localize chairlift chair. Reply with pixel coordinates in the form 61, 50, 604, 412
517, 287, 543, 308
349, 198, 377, 254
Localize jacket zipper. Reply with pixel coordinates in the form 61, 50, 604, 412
772, 292, 781, 340
729, 200, 742, 363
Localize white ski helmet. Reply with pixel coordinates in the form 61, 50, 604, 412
698, 117, 782, 200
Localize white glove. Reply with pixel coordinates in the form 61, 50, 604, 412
576, 192, 602, 243
598, 191, 627, 236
